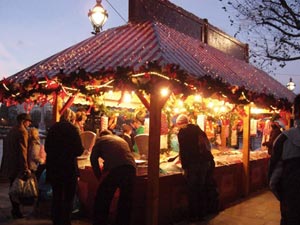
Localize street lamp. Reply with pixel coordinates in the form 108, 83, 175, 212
286, 77, 296, 91
88, 0, 108, 35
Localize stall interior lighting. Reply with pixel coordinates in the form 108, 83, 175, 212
160, 88, 169, 97
123, 92, 132, 103
194, 94, 202, 102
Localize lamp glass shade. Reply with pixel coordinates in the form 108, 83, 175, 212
286, 78, 296, 91
88, 2, 108, 32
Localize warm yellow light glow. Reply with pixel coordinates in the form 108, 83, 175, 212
160, 88, 169, 97
88, 0, 108, 34
251, 107, 265, 114
165, 106, 171, 112
123, 92, 131, 103
220, 106, 226, 112
287, 78, 296, 91
177, 100, 184, 107
207, 102, 214, 108
194, 94, 201, 102
174, 108, 180, 114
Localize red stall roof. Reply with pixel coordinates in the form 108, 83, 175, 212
7, 21, 295, 105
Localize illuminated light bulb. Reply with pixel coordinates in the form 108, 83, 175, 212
165, 107, 171, 111
160, 88, 169, 97
123, 92, 131, 103
207, 102, 214, 108
174, 108, 180, 114
177, 100, 184, 107
194, 94, 201, 102
220, 106, 226, 112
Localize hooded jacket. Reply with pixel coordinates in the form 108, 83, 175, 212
268, 120, 300, 181
281, 127, 300, 160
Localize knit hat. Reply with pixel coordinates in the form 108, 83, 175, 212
17, 113, 32, 123
176, 114, 189, 126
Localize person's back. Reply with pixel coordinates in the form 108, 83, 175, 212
44, 109, 84, 225
91, 134, 136, 173
90, 130, 136, 225
178, 123, 210, 169
176, 114, 213, 222
45, 120, 84, 182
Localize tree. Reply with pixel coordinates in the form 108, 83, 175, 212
219, 0, 300, 72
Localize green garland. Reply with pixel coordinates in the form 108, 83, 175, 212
0, 62, 293, 111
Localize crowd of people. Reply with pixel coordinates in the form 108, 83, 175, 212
0, 108, 219, 225
4, 96, 300, 225
0, 109, 141, 225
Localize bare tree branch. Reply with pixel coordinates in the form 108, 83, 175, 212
219, 0, 300, 73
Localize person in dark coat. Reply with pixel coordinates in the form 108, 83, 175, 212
0, 113, 32, 218
121, 123, 134, 153
262, 121, 282, 155
45, 108, 84, 225
90, 129, 136, 225
268, 94, 300, 225
176, 114, 214, 222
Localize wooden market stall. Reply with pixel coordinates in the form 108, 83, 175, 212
0, 0, 295, 225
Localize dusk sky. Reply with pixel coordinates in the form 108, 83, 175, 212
0, 0, 299, 93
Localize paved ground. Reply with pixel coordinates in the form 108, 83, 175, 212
0, 180, 281, 225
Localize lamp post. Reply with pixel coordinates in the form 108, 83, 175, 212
88, 0, 108, 35
286, 77, 296, 91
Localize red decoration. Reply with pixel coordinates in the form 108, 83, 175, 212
45, 76, 59, 90
59, 94, 77, 116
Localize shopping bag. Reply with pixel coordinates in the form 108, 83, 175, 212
9, 176, 38, 205
9, 178, 24, 199
22, 176, 38, 198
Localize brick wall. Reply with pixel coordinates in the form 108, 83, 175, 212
129, 0, 248, 61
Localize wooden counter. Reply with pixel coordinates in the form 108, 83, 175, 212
77, 157, 269, 225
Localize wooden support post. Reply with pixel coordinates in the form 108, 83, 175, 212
221, 124, 227, 148
146, 80, 170, 225
52, 94, 62, 123
242, 105, 250, 196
